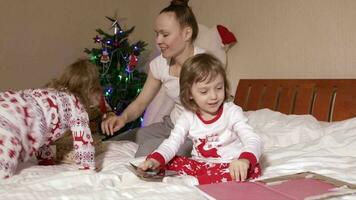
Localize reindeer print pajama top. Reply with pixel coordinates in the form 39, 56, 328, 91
148, 102, 262, 184
0, 88, 95, 178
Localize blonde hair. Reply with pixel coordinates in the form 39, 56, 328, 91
180, 53, 230, 112
46, 59, 102, 110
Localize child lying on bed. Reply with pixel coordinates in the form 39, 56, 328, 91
138, 53, 262, 185
0, 59, 100, 179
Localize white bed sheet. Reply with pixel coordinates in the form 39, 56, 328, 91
248, 109, 356, 199
0, 141, 205, 200
1, 109, 356, 200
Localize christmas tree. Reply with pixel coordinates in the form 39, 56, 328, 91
85, 16, 147, 135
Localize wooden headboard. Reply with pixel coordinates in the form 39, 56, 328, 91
234, 79, 356, 122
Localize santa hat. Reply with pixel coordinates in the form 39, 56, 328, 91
216, 25, 237, 50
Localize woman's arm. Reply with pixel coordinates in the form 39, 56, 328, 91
101, 69, 162, 135
121, 69, 162, 123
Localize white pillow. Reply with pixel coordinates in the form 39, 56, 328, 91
317, 117, 356, 157
245, 109, 325, 151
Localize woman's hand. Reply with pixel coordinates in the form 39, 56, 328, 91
138, 158, 161, 171
101, 114, 127, 135
229, 158, 250, 181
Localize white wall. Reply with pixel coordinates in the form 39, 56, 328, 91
1, 0, 356, 94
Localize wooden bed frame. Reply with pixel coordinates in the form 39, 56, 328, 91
234, 79, 356, 122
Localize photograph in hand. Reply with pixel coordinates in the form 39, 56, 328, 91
127, 163, 178, 182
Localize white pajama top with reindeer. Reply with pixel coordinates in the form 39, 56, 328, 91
150, 102, 262, 165
0, 88, 95, 178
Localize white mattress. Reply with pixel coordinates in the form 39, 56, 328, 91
1, 109, 356, 200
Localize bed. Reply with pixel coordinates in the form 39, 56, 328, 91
1, 79, 356, 200
234, 79, 356, 199
234, 79, 356, 122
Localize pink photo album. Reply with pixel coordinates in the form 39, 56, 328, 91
197, 172, 356, 200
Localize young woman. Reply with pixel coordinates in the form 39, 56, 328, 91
101, 0, 205, 157
139, 54, 262, 185
0, 59, 101, 178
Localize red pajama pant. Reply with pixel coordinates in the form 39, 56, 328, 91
165, 156, 261, 185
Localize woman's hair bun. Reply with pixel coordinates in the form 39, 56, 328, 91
171, 0, 189, 7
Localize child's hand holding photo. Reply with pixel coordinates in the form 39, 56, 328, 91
138, 158, 161, 171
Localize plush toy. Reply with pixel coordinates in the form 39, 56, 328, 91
217, 25, 237, 49
194, 24, 237, 66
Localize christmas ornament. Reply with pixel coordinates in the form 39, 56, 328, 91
93, 35, 101, 43
127, 54, 138, 72
100, 50, 110, 64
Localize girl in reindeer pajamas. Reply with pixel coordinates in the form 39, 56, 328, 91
139, 53, 262, 185
0, 59, 101, 178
